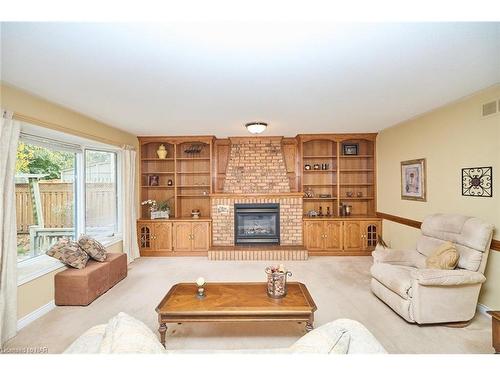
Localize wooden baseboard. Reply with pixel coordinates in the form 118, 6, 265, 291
377, 211, 499, 252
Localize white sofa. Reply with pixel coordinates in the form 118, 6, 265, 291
64, 312, 386, 354
371, 213, 494, 324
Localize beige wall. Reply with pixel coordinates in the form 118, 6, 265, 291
377, 84, 500, 309
1, 83, 138, 147
1, 83, 138, 320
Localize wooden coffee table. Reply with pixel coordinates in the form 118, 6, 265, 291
155, 282, 317, 347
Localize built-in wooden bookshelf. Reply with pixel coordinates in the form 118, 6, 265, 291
298, 134, 377, 217
139, 136, 214, 219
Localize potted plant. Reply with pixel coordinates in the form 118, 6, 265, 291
141, 199, 170, 219
152, 200, 170, 219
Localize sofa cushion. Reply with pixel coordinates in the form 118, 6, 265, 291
421, 214, 493, 252
370, 263, 413, 299
64, 315, 386, 354
47, 238, 89, 269
99, 312, 166, 354
425, 241, 459, 270
78, 235, 107, 262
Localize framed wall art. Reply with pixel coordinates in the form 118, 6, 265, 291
401, 158, 426, 201
462, 167, 492, 197
342, 143, 359, 155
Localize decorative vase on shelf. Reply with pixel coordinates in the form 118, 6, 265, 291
156, 144, 168, 159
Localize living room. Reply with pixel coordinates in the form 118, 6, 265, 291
1, 1, 499, 373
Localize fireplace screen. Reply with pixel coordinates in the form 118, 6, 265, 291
234, 204, 280, 245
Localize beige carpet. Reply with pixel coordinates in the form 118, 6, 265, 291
5, 256, 493, 354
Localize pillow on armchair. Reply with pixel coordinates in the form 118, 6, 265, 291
425, 241, 459, 270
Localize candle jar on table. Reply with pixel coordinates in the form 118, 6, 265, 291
265, 266, 292, 299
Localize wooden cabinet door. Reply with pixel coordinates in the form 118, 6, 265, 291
137, 222, 154, 251
153, 222, 172, 251
343, 221, 362, 251
192, 222, 210, 251
173, 222, 192, 251
324, 221, 343, 251
362, 221, 380, 251
303, 221, 325, 250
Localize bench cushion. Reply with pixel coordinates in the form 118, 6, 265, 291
103, 253, 127, 286
55, 260, 110, 306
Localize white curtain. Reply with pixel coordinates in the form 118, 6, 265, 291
121, 145, 140, 263
0, 110, 20, 347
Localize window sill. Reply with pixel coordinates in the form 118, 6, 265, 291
99, 235, 123, 248
17, 255, 67, 286
17, 236, 123, 286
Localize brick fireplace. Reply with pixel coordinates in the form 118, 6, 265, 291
223, 137, 291, 194
211, 137, 303, 248
211, 194, 303, 246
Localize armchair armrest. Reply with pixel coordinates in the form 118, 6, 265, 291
410, 268, 486, 286
372, 244, 422, 267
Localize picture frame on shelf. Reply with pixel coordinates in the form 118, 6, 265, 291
401, 158, 426, 201
148, 175, 160, 186
342, 143, 359, 155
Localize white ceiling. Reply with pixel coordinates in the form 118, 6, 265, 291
1, 22, 499, 137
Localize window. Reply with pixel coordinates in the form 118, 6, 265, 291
15, 141, 77, 262
85, 150, 118, 240
15, 127, 121, 263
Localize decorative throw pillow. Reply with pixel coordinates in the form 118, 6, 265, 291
46, 238, 89, 269
99, 312, 166, 354
78, 235, 107, 262
426, 241, 459, 270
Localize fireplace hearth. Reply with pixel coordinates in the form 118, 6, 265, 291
234, 203, 280, 245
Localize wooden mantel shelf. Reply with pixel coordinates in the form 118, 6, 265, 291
210, 193, 304, 198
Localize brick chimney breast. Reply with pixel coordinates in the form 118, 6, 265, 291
223, 137, 291, 194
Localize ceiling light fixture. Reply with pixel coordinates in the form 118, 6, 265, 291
245, 122, 268, 134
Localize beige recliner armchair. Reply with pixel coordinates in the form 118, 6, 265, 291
370, 214, 494, 324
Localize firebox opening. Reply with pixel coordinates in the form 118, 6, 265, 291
234, 203, 280, 245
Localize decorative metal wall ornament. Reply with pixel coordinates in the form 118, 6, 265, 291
462, 167, 492, 197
